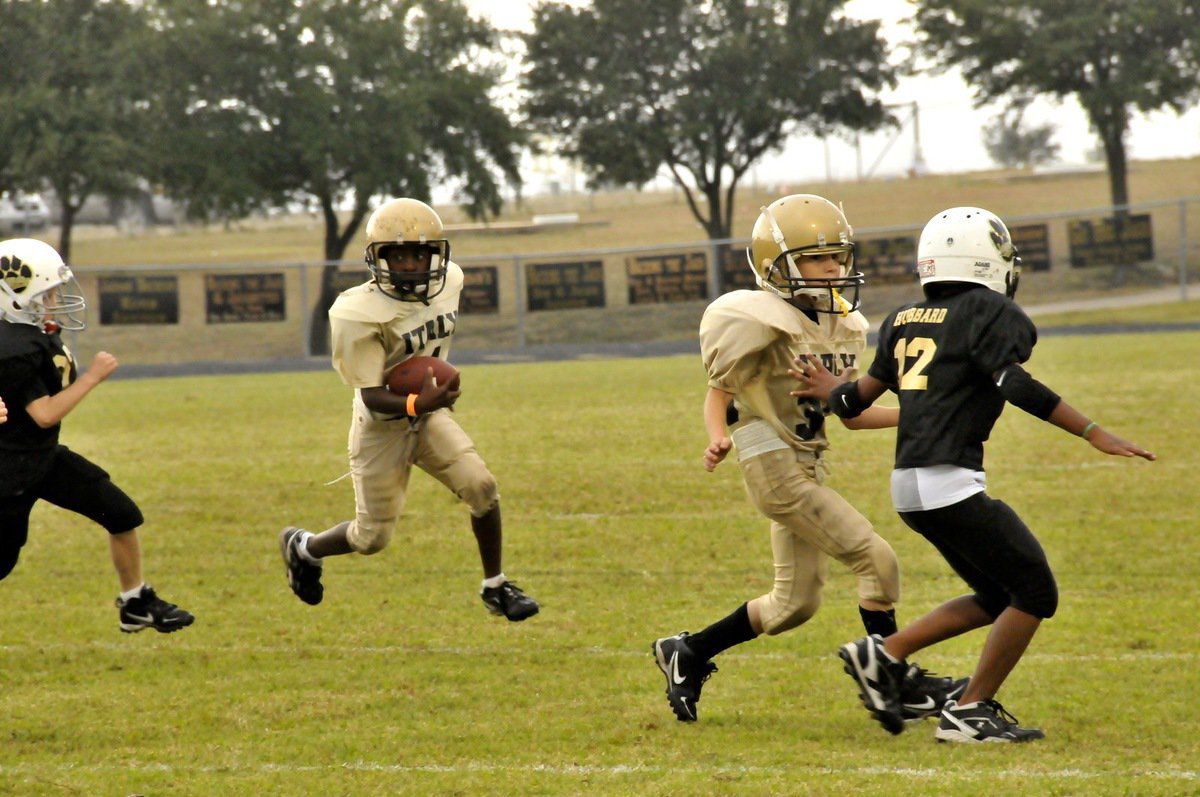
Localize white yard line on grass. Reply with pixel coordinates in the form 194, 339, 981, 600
0, 760, 1195, 782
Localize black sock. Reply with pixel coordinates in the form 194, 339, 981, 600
859, 606, 897, 638
686, 603, 758, 661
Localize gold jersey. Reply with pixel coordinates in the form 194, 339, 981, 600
329, 262, 464, 388
700, 289, 869, 455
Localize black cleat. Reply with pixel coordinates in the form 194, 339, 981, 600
935, 699, 1045, 743
900, 664, 969, 722
837, 635, 907, 734
652, 632, 718, 722
116, 585, 194, 634
481, 581, 539, 621
280, 526, 323, 605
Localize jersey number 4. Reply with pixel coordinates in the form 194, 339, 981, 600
894, 337, 936, 391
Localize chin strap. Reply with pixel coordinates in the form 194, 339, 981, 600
832, 289, 851, 317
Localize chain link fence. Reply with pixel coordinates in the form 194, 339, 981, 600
63, 198, 1199, 367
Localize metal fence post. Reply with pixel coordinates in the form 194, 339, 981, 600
707, 238, 722, 300
1180, 199, 1189, 302
299, 263, 311, 357
513, 254, 526, 348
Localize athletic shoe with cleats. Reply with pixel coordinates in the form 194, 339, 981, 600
837, 635, 907, 734
652, 632, 718, 722
935, 699, 1045, 743
279, 526, 323, 605
481, 581, 539, 621
900, 664, 969, 721
116, 585, 194, 633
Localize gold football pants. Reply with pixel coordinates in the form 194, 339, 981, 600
344, 405, 498, 554
738, 448, 899, 635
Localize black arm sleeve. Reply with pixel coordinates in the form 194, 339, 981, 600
829, 380, 872, 419
993, 364, 1060, 420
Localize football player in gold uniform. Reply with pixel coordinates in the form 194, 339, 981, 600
652, 195, 962, 721
279, 198, 538, 621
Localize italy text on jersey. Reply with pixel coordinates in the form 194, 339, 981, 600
398, 311, 457, 356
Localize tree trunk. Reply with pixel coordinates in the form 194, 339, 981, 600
308, 197, 369, 356
1100, 120, 1134, 286
57, 203, 77, 264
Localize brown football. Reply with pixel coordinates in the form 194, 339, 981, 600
386, 356, 460, 395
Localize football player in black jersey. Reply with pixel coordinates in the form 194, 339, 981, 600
0, 238, 193, 634
794, 207, 1154, 742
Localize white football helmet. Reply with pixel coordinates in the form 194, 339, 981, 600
0, 238, 86, 332
917, 207, 1021, 298
746, 194, 863, 314
364, 198, 450, 303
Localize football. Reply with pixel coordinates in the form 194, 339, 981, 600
385, 355, 460, 396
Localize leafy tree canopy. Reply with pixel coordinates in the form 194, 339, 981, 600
915, 0, 1200, 208
522, 0, 896, 240
0, 0, 150, 261
145, 0, 524, 261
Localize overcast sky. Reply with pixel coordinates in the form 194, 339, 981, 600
463, 0, 1200, 191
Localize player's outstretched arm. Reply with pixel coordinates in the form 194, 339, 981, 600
1046, 400, 1156, 461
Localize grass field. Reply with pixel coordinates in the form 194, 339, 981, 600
0, 313, 1196, 795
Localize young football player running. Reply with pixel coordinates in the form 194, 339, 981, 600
279, 198, 538, 622
795, 206, 1155, 742
0, 238, 194, 633
652, 194, 964, 722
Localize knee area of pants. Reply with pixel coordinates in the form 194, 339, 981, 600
462, 479, 499, 516
0, 553, 18, 581
348, 524, 392, 555
1018, 584, 1059, 619
761, 599, 820, 636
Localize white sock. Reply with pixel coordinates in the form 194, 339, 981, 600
482, 573, 507, 590
120, 583, 146, 603
297, 532, 323, 565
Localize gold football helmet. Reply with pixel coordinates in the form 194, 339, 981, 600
746, 194, 863, 314
0, 237, 86, 332
364, 198, 450, 303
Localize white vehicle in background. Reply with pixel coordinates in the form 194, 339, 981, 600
0, 192, 51, 234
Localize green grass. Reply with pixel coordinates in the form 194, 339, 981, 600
0, 315, 1196, 795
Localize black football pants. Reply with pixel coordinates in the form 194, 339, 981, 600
0, 446, 143, 581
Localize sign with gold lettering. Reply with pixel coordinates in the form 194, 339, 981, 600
1068, 214, 1153, 267
1009, 223, 1051, 272
98, 275, 179, 325
206, 273, 286, 323
526, 260, 605, 311
626, 251, 708, 304
460, 266, 499, 314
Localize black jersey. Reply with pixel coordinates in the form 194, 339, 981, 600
0, 321, 77, 457
867, 285, 1037, 471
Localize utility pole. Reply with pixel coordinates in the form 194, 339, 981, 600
910, 100, 927, 177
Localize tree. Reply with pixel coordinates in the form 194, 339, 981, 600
0, 0, 149, 262
522, 0, 896, 252
145, 0, 524, 352
915, 0, 1200, 210
983, 99, 1059, 169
